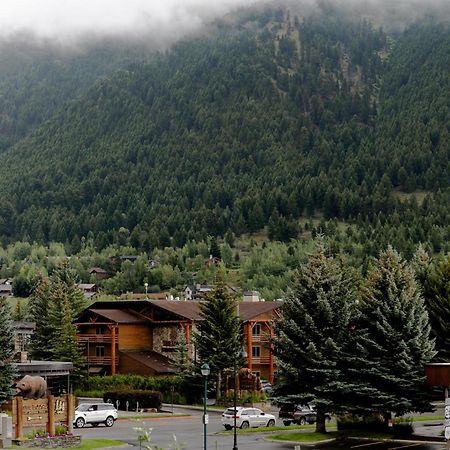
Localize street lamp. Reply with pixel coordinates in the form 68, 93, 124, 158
233, 348, 248, 450
201, 363, 210, 450
144, 282, 148, 299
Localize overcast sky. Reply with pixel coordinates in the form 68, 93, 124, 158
0, 0, 267, 43
0, 0, 448, 45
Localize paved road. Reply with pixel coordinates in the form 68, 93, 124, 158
73, 405, 447, 450
74, 407, 293, 449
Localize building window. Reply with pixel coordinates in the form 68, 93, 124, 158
252, 324, 261, 335
96, 326, 105, 335
252, 346, 261, 358
95, 346, 105, 357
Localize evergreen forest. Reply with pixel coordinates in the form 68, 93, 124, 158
0, 7, 448, 267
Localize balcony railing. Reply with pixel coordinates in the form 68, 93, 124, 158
250, 335, 269, 343
86, 356, 119, 366
250, 356, 271, 365
77, 334, 118, 344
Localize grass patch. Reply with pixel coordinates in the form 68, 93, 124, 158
74, 438, 124, 449
269, 429, 397, 443
407, 416, 443, 422
269, 431, 338, 442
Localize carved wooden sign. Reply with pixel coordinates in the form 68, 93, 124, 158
8, 395, 74, 438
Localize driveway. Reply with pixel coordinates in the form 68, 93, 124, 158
73, 405, 447, 450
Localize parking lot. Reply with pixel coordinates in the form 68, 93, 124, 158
73, 405, 447, 450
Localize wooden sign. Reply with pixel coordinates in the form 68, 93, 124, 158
9, 395, 74, 439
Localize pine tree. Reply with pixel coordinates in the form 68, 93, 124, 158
13, 299, 25, 321
51, 295, 86, 383
355, 247, 435, 418
417, 254, 450, 361
50, 261, 86, 318
28, 278, 54, 360
0, 298, 17, 403
193, 280, 241, 401
273, 239, 356, 432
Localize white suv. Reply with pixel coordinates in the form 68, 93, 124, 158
74, 403, 118, 428
222, 407, 276, 429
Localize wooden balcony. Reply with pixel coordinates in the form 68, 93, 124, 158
86, 356, 119, 366
251, 356, 271, 365
250, 335, 269, 344
77, 334, 118, 344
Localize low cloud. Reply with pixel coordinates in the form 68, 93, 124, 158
0, 0, 448, 48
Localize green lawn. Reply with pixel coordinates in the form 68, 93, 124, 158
14, 439, 125, 450
268, 431, 338, 442
74, 438, 125, 449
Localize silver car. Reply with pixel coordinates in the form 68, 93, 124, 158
221, 406, 276, 429
74, 403, 118, 428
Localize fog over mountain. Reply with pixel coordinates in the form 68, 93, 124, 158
1, 0, 449, 49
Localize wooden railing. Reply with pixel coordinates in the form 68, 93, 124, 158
251, 335, 269, 343
86, 356, 119, 365
77, 334, 118, 344
251, 356, 271, 365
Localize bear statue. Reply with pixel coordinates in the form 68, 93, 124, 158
15, 375, 48, 399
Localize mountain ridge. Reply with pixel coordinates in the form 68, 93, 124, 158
0, 8, 448, 257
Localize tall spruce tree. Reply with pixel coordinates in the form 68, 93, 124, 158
51, 294, 86, 383
28, 277, 54, 360
415, 254, 450, 361
273, 240, 356, 432
355, 247, 435, 418
0, 298, 16, 403
193, 280, 241, 401
48, 263, 86, 380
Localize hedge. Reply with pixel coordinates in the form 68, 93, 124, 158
104, 390, 162, 410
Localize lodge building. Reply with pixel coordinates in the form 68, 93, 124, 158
75, 300, 281, 383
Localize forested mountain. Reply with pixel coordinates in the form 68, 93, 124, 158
0, 8, 448, 257
0, 39, 153, 152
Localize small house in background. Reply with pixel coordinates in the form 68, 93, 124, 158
0, 278, 13, 285
243, 291, 263, 302
184, 284, 214, 300
89, 267, 108, 281
12, 321, 35, 360
184, 283, 239, 301
204, 255, 221, 267
77, 283, 98, 299
0, 283, 13, 297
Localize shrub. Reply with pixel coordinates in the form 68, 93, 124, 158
393, 418, 414, 437
337, 414, 387, 432
104, 390, 162, 411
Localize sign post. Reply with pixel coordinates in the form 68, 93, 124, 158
444, 397, 450, 448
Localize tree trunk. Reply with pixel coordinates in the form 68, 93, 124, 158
315, 407, 327, 433
383, 411, 392, 429
216, 372, 222, 402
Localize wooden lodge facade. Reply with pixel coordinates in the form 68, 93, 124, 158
75, 300, 281, 382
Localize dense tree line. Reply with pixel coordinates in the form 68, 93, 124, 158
274, 242, 436, 432
0, 11, 446, 255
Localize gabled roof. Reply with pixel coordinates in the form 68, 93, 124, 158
78, 283, 97, 289
89, 267, 107, 274
119, 350, 176, 374
76, 299, 282, 325
149, 300, 202, 321
84, 309, 147, 324
238, 301, 282, 321
149, 300, 281, 322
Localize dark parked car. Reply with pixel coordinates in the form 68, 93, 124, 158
279, 403, 331, 426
